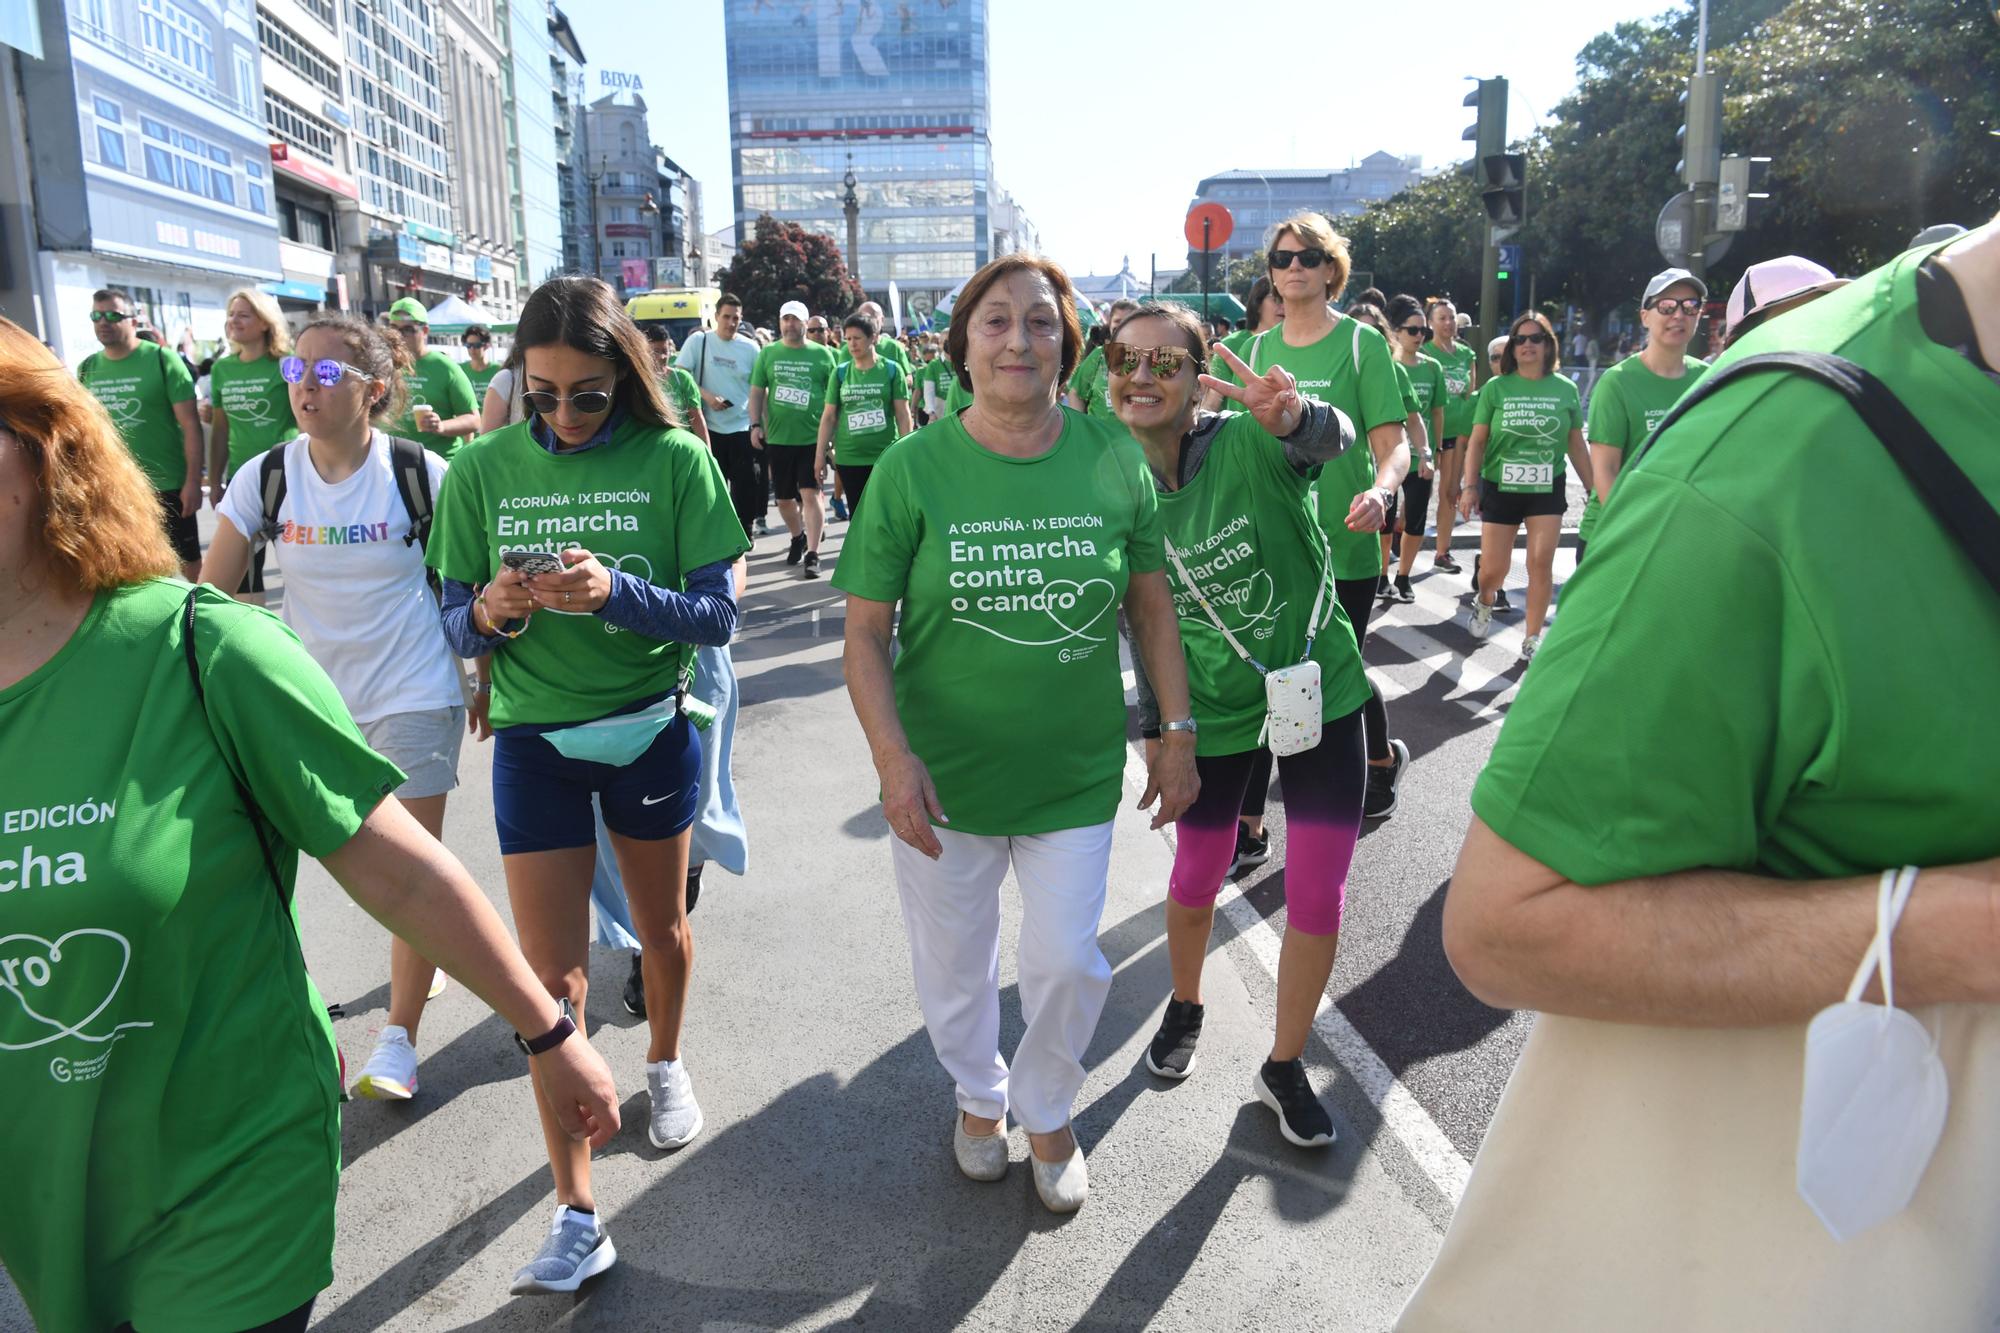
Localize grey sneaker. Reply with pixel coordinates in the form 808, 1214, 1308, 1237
646, 1059, 704, 1150
510, 1206, 615, 1295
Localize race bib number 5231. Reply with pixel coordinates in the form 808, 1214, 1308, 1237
1499, 461, 1554, 490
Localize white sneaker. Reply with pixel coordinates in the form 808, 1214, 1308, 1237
352, 1025, 418, 1101
1521, 632, 1543, 662
1469, 599, 1495, 639
646, 1059, 704, 1149
427, 968, 448, 1000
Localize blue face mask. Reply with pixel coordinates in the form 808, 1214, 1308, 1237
540, 696, 680, 767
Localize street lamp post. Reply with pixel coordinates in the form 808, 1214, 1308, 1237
584, 153, 606, 282
842, 153, 861, 288
640, 189, 660, 291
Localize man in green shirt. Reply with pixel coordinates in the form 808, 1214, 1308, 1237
385, 297, 481, 459
750, 300, 839, 574
461, 324, 503, 403
1580, 269, 1710, 561
1408, 221, 2000, 1329
77, 288, 203, 577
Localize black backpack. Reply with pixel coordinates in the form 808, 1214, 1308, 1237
257, 436, 439, 593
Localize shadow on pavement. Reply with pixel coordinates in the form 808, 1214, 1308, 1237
339, 1011, 521, 1170
1337, 879, 1510, 1079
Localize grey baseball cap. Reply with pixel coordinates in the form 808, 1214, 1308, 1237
1643, 268, 1708, 305
1910, 223, 1967, 249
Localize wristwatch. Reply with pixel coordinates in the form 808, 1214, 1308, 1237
514, 996, 576, 1056
1160, 718, 1198, 737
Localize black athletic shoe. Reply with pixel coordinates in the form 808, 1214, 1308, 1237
1376, 572, 1393, 601
622, 951, 645, 1017
1253, 1058, 1335, 1147
785, 532, 807, 566
1392, 573, 1415, 604
685, 863, 703, 914
1493, 587, 1513, 613
1432, 553, 1462, 574
802, 551, 820, 579
1362, 738, 1411, 820
1228, 825, 1270, 879
1145, 998, 1205, 1079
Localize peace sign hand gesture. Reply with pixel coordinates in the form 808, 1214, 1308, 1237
1198, 343, 1303, 438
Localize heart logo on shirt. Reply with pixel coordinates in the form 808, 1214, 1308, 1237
0, 929, 152, 1051
1040, 578, 1116, 643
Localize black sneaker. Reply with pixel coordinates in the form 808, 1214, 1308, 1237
685, 862, 703, 914
1228, 824, 1271, 879
1376, 572, 1392, 601
622, 951, 645, 1017
1253, 1058, 1335, 1147
1144, 998, 1204, 1079
1362, 738, 1411, 820
1493, 587, 1513, 613
785, 532, 807, 566
1433, 552, 1462, 574
802, 551, 820, 579
1392, 573, 1415, 604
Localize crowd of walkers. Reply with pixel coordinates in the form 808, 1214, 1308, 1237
3, 207, 1994, 1329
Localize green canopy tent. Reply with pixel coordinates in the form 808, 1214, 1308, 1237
1143, 290, 1246, 323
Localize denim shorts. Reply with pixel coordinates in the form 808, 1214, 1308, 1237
359, 706, 466, 800
492, 710, 702, 855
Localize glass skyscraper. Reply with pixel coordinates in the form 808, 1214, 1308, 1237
723, 0, 998, 318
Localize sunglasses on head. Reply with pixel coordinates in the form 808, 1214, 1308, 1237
1647, 297, 1702, 317
89, 310, 133, 324
280, 356, 378, 388
1105, 342, 1197, 379
1511, 331, 1553, 347
1268, 248, 1329, 271
522, 389, 614, 415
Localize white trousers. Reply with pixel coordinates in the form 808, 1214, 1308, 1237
889, 821, 1115, 1134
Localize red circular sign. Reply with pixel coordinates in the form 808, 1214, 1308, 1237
1184, 202, 1235, 251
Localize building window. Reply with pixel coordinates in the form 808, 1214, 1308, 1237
234, 50, 256, 114
265, 88, 337, 163
97, 126, 128, 171
209, 169, 236, 205
144, 143, 176, 187
248, 181, 267, 214
257, 8, 342, 98
297, 0, 336, 28
92, 96, 121, 124
138, 0, 214, 79
279, 196, 332, 248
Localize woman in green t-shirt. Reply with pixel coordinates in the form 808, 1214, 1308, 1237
0, 317, 617, 1333
428, 276, 749, 1294
831, 254, 1198, 1214
1458, 311, 1592, 657
1385, 294, 1446, 603
1109, 301, 1372, 1150
815, 310, 913, 519
206, 288, 298, 602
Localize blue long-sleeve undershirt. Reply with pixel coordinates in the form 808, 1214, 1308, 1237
439, 561, 737, 658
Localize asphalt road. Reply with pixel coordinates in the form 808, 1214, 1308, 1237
1, 484, 1585, 1332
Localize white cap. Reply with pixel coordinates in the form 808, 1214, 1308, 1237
778, 300, 810, 322
1725, 256, 1848, 333
1642, 267, 1707, 305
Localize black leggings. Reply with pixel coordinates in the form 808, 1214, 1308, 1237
835, 464, 874, 518
1334, 577, 1390, 763
1398, 472, 1434, 549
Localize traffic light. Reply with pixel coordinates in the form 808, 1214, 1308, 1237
1676, 73, 1723, 186
1480, 153, 1526, 227
1463, 78, 1507, 164
1716, 155, 1771, 231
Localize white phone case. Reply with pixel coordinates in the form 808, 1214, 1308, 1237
1264, 661, 1323, 757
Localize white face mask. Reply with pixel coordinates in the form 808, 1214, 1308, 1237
1796, 865, 1950, 1242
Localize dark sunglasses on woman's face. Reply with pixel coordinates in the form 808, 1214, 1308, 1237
88, 310, 133, 324
522, 389, 614, 415
1398, 323, 1431, 340
1647, 298, 1703, 317
463, 338, 487, 349
279, 356, 377, 388
1268, 247, 1329, 271
1105, 342, 1196, 379
1512, 332, 1553, 347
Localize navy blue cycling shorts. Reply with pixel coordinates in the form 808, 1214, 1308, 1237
492, 711, 702, 855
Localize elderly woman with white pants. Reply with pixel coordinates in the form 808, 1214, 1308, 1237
833, 253, 1198, 1212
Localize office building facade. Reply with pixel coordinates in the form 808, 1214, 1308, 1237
255, 0, 362, 317
724, 0, 1031, 321
1187, 156, 1424, 271
440, 0, 517, 315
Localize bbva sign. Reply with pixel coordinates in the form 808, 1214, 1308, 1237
600, 70, 644, 91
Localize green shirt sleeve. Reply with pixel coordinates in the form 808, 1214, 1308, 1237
162, 347, 195, 404
888, 362, 907, 402
441, 360, 478, 416
1353, 328, 1406, 433
1121, 439, 1166, 574
1564, 378, 1584, 434
673, 433, 755, 572
1393, 361, 1419, 415
1470, 472, 1835, 886
828, 450, 916, 602
193, 589, 404, 857
427, 442, 494, 586
749, 345, 771, 389
1473, 377, 1500, 428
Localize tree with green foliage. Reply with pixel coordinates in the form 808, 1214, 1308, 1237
712, 214, 864, 327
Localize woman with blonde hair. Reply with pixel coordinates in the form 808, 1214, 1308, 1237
0, 316, 618, 1333
207, 287, 297, 602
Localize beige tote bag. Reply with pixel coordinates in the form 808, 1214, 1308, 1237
1398, 1008, 2000, 1331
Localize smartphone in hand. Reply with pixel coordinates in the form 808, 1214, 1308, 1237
500, 548, 567, 578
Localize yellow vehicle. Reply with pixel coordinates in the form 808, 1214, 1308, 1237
625, 288, 721, 348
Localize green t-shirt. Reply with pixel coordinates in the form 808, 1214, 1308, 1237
463, 360, 504, 403
839, 335, 911, 377
1219, 318, 1407, 579
78, 341, 196, 490
661, 366, 702, 426
831, 408, 1165, 834
750, 340, 838, 445
827, 359, 908, 467
1472, 242, 2000, 889
916, 358, 959, 417
1472, 373, 1583, 491
1159, 413, 1373, 755
944, 369, 975, 414
428, 416, 751, 728
1399, 353, 1447, 464
0, 580, 401, 1333
1578, 355, 1709, 542
1208, 328, 1256, 379
394, 349, 480, 460
209, 352, 298, 476
1422, 339, 1479, 440
1069, 344, 1113, 416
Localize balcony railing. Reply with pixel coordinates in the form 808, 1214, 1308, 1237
71, 19, 257, 123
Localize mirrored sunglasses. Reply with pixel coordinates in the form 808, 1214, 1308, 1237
1105, 342, 1196, 379
88, 309, 133, 324
280, 356, 378, 387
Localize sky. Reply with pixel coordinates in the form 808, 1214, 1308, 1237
560, 0, 1683, 278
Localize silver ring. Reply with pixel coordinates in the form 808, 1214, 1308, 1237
563, 590, 572, 605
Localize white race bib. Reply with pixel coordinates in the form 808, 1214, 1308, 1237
1499, 461, 1554, 490
773, 385, 810, 408
845, 406, 887, 434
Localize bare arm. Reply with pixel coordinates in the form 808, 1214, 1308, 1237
207, 413, 231, 505
480, 383, 510, 435
893, 398, 914, 438
1460, 423, 1490, 490
684, 401, 710, 447
439, 412, 482, 439
1122, 568, 1199, 829
1565, 428, 1593, 493
1589, 442, 1624, 507
323, 798, 620, 1144
814, 402, 837, 473
1369, 418, 1411, 492
748, 385, 768, 434
1442, 815, 2000, 1024
843, 595, 946, 859
1405, 410, 1430, 475
175, 399, 203, 514
198, 515, 254, 601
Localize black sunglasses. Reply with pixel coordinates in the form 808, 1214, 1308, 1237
522, 389, 614, 415
1268, 248, 1329, 271
1511, 332, 1552, 347
1397, 323, 1431, 340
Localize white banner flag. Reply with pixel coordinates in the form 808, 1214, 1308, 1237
888, 280, 904, 339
